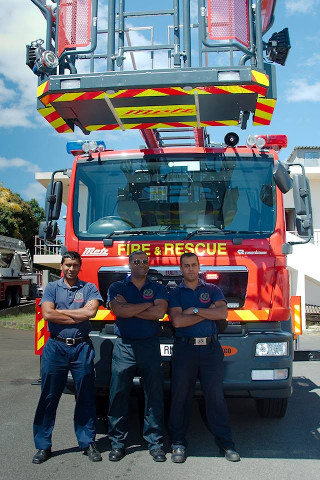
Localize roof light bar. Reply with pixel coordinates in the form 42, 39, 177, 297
246, 135, 288, 151
66, 140, 106, 155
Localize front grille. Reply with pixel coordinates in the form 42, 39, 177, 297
98, 266, 248, 308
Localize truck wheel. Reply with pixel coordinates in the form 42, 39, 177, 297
5, 290, 14, 308
255, 398, 288, 418
13, 289, 21, 306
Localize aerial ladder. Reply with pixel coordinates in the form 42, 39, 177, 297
27, 1, 290, 144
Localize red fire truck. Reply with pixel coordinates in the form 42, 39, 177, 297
28, 1, 312, 417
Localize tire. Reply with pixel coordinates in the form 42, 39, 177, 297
13, 288, 21, 306
255, 398, 288, 418
5, 289, 13, 308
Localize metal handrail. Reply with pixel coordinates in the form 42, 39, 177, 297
34, 235, 64, 256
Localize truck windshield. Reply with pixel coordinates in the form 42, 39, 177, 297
73, 153, 276, 240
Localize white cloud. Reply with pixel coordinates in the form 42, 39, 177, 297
286, 79, 320, 102
0, 156, 41, 174
0, 78, 15, 103
0, 106, 34, 128
0, 1, 53, 128
21, 181, 46, 202
302, 53, 320, 66
285, 0, 319, 14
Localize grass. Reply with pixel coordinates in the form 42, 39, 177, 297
0, 313, 35, 330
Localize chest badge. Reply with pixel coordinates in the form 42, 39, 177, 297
143, 289, 154, 299
199, 292, 210, 303
74, 291, 84, 302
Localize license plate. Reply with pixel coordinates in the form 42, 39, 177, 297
160, 344, 173, 357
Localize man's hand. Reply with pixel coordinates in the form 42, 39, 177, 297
114, 294, 127, 304
56, 299, 100, 322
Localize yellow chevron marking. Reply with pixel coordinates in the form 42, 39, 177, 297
216, 85, 252, 94
106, 90, 127, 98
236, 310, 260, 321
37, 81, 49, 97
93, 92, 107, 100
252, 70, 269, 86
293, 305, 301, 333
92, 310, 109, 320
53, 92, 85, 102
38, 106, 55, 117
51, 117, 67, 128
37, 336, 45, 350
134, 88, 169, 97
254, 109, 273, 120
37, 318, 45, 332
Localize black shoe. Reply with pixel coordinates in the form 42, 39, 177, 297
220, 447, 240, 462
32, 448, 52, 464
84, 442, 102, 462
109, 448, 126, 462
171, 447, 186, 463
150, 448, 166, 462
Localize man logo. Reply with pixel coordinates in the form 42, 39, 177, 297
200, 292, 210, 303
143, 289, 154, 299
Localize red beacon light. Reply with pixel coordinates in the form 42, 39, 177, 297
205, 272, 220, 283
246, 134, 288, 151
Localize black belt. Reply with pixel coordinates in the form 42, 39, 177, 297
175, 335, 218, 345
50, 334, 89, 346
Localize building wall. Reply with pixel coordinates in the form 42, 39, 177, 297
305, 277, 320, 306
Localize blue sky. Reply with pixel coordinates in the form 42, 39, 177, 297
1, 0, 320, 232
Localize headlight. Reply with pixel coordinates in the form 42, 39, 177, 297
255, 342, 288, 356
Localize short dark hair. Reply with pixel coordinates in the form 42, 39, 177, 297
180, 252, 199, 265
61, 251, 82, 266
129, 250, 148, 263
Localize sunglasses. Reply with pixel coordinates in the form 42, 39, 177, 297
132, 259, 149, 265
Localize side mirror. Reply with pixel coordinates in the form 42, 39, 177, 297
292, 174, 313, 238
292, 174, 308, 215
273, 162, 292, 193
45, 181, 63, 221
296, 215, 312, 237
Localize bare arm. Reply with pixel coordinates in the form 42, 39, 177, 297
136, 299, 168, 320
186, 301, 227, 321
169, 300, 227, 328
42, 301, 84, 324
110, 295, 152, 318
57, 299, 100, 321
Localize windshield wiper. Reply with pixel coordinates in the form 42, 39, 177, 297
103, 229, 188, 245
105, 230, 160, 238
185, 228, 221, 240
185, 229, 270, 240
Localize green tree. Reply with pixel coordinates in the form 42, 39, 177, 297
0, 185, 45, 254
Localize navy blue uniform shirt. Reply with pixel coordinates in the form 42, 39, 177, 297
107, 276, 168, 339
41, 277, 103, 338
168, 279, 227, 337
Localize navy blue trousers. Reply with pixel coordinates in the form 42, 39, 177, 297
108, 337, 164, 450
33, 338, 96, 450
168, 340, 235, 450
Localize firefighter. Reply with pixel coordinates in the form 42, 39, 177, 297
32, 251, 103, 464
168, 252, 240, 463
107, 250, 168, 462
